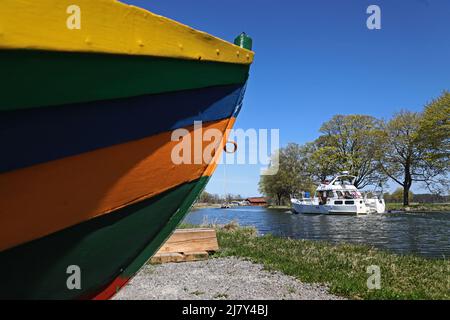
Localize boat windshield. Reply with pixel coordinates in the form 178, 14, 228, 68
332, 175, 356, 186
339, 190, 362, 199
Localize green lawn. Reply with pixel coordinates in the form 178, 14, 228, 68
212, 227, 449, 300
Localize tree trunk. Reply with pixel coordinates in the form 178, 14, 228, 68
403, 160, 412, 206
403, 186, 410, 206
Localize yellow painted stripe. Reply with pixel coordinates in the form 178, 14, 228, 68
0, 0, 254, 64
0, 119, 233, 252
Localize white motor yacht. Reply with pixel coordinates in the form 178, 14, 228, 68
291, 173, 385, 215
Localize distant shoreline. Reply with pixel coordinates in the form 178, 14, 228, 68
386, 203, 450, 213
192, 203, 222, 209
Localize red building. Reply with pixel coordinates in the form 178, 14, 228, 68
245, 197, 268, 206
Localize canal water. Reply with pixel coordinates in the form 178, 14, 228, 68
184, 206, 450, 259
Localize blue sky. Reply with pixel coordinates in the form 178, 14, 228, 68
123, 0, 450, 197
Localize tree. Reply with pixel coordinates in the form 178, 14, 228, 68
312, 115, 386, 188
303, 139, 340, 183
198, 191, 212, 203
259, 171, 289, 205
259, 143, 315, 205
419, 91, 450, 166
198, 191, 220, 204
378, 109, 448, 206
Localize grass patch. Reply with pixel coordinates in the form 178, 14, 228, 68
178, 223, 199, 229
386, 203, 450, 212
214, 227, 449, 300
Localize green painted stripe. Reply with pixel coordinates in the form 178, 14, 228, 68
0, 177, 209, 300
122, 176, 210, 278
0, 50, 250, 111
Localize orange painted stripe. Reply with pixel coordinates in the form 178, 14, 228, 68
203, 116, 236, 177
0, 118, 233, 252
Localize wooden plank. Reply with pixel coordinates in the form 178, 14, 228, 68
150, 251, 210, 264
151, 253, 185, 264
156, 228, 219, 254
183, 251, 209, 262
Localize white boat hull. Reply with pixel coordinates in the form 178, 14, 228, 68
291, 198, 385, 215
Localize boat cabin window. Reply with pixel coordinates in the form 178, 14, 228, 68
339, 190, 362, 199
326, 191, 334, 198
343, 191, 352, 199
352, 191, 361, 199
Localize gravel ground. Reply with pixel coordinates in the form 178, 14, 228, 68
113, 257, 344, 300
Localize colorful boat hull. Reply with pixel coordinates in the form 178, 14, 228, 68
0, 0, 253, 299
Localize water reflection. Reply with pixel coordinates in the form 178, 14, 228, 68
184, 207, 450, 258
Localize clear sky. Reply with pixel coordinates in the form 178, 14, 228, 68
123, 0, 450, 197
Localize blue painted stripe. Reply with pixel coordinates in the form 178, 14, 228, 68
0, 84, 244, 173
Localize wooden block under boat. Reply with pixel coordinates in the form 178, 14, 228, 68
150, 228, 219, 264
151, 253, 186, 264
157, 228, 219, 254
183, 251, 210, 262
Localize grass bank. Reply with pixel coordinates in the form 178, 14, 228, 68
211, 226, 449, 300
386, 203, 450, 213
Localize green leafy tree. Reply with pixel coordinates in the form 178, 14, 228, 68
303, 139, 340, 183
419, 91, 450, 165
259, 144, 315, 205
379, 109, 448, 206
259, 171, 289, 205
312, 115, 386, 188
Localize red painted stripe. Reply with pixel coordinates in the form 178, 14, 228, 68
91, 276, 130, 300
